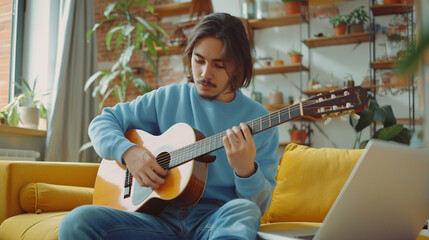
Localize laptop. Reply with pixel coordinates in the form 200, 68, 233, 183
258, 140, 429, 240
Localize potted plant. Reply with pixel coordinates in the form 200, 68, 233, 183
329, 14, 349, 36
281, 0, 302, 15
288, 46, 302, 64
347, 6, 369, 34
85, 0, 168, 112
0, 77, 46, 129
289, 124, 308, 143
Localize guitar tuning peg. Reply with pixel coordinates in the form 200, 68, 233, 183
324, 117, 332, 126
352, 113, 360, 120
338, 115, 346, 122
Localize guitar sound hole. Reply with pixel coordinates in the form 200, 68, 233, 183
156, 152, 171, 170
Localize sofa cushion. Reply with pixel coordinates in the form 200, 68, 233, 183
264, 143, 363, 223
0, 211, 68, 240
20, 182, 93, 213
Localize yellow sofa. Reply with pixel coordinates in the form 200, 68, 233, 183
0, 144, 428, 240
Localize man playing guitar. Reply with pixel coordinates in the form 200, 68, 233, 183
59, 12, 279, 240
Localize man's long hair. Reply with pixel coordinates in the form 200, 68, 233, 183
184, 13, 254, 92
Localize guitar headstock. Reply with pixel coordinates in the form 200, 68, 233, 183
302, 86, 369, 120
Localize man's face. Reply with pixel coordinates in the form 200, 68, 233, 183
192, 37, 235, 103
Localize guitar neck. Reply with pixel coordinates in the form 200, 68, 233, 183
168, 103, 302, 169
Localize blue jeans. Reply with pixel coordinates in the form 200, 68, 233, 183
59, 198, 261, 240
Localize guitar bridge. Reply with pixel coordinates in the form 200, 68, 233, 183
124, 169, 132, 198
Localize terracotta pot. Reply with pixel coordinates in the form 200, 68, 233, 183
284, 2, 300, 15
348, 24, 364, 34
289, 54, 302, 64
333, 24, 346, 36
290, 130, 307, 143
384, 0, 400, 4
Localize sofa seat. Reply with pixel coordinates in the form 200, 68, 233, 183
0, 212, 68, 240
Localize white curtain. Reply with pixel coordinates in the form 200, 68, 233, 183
45, 0, 99, 162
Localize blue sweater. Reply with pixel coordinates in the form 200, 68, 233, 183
88, 83, 279, 213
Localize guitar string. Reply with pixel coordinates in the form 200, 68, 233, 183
155, 101, 350, 169
155, 97, 355, 168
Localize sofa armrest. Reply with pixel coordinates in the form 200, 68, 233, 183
0, 160, 99, 224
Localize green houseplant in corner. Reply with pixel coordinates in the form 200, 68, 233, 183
85, 0, 168, 112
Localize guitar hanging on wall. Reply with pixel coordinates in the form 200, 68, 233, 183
93, 86, 369, 214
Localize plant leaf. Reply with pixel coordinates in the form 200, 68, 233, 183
373, 104, 396, 127
115, 31, 124, 51
79, 141, 93, 152
86, 23, 100, 41
99, 71, 120, 95
85, 71, 104, 91
104, 3, 117, 17
135, 16, 155, 32
393, 127, 412, 144
7, 101, 20, 126
132, 77, 151, 93
119, 46, 135, 66
145, 36, 157, 57
151, 22, 169, 37
106, 26, 122, 51
374, 124, 403, 140
140, 49, 157, 72
122, 25, 135, 37
134, 1, 154, 14
353, 110, 374, 132
359, 140, 369, 149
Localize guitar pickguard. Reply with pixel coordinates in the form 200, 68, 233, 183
132, 185, 154, 205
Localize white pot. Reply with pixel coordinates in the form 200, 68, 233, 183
18, 106, 40, 129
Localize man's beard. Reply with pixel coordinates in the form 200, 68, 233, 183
195, 78, 235, 101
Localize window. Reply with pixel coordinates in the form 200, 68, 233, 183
2, 0, 57, 113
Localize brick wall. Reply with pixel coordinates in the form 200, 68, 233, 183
0, 0, 12, 108
94, 0, 186, 108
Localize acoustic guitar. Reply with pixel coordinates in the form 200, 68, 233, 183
93, 86, 369, 214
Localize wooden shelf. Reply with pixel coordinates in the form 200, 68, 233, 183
371, 59, 395, 69
303, 32, 371, 48
370, 4, 414, 16
302, 87, 342, 95
248, 15, 304, 29
254, 64, 308, 75
376, 118, 423, 125
153, 2, 192, 18
0, 125, 47, 137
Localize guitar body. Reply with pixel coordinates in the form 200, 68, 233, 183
93, 123, 209, 214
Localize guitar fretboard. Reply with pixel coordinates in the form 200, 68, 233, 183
167, 103, 302, 169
